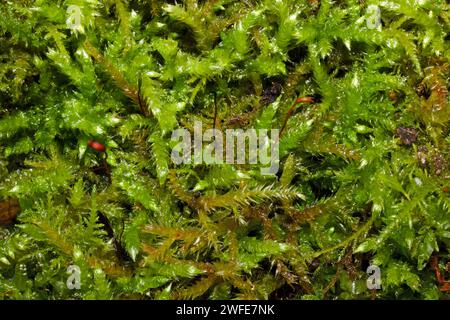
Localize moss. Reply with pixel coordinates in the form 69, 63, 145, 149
0, 0, 449, 299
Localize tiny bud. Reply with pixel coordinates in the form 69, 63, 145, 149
87, 140, 106, 152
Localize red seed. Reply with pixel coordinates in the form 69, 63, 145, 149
296, 96, 315, 104
88, 140, 106, 152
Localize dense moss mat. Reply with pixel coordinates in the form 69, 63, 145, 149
0, 0, 449, 299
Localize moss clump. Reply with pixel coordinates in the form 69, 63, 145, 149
0, 0, 449, 299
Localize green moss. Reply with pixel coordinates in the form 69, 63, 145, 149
0, 0, 449, 299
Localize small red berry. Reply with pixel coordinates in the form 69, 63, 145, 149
87, 140, 106, 152
443, 186, 449, 193
296, 96, 315, 104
